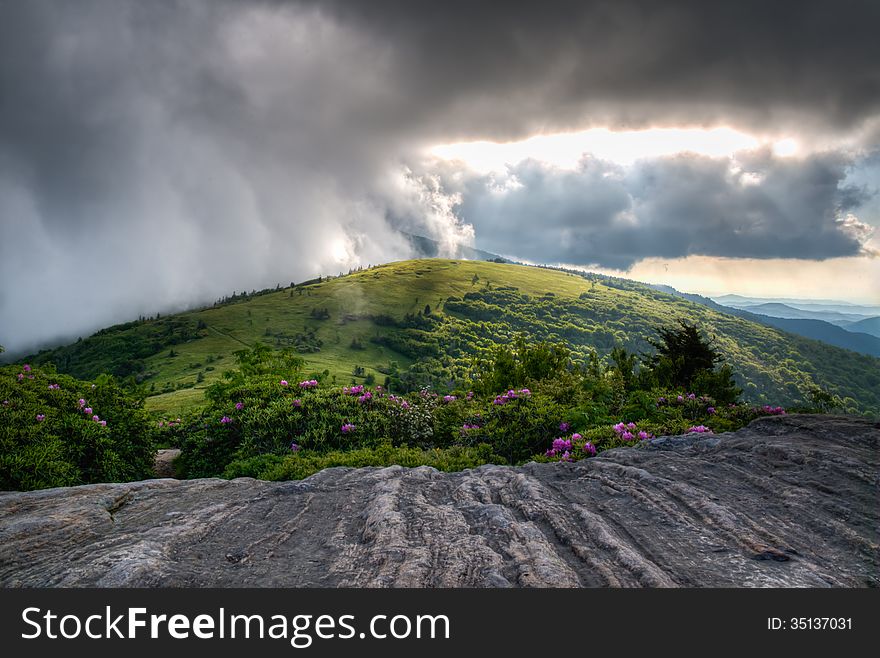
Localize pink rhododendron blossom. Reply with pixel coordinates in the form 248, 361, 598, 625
687, 425, 713, 434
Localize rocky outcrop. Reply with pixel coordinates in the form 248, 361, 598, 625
0, 414, 876, 587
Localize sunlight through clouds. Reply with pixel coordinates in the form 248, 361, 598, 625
428, 127, 795, 171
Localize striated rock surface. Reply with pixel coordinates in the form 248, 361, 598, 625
0, 414, 877, 587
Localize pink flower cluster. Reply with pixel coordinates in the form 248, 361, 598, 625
291, 399, 302, 408
340, 423, 356, 434
220, 416, 232, 424
613, 421, 653, 441
687, 425, 713, 434
290, 442, 301, 452
36, 414, 45, 422
492, 388, 531, 405
761, 405, 786, 415
78, 398, 107, 427
235, 402, 244, 411
545, 432, 583, 461
299, 379, 319, 388
343, 385, 365, 395
387, 394, 410, 409
47, 383, 60, 391
442, 395, 456, 403
16, 364, 35, 381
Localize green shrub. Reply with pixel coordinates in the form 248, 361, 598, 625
223, 443, 504, 481
0, 364, 156, 491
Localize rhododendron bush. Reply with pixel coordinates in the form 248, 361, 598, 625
0, 364, 156, 490
175, 338, 789, 480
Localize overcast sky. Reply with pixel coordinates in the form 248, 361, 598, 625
1, 0, 878, 354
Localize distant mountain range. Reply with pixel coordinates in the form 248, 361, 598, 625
726, 302, 870, 326
845, 316, 880, 338
710, 294, 880, 340
713, 294, 880, 314
651, 286, 880, 357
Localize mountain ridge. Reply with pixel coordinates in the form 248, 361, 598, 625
21, 259, 880, 416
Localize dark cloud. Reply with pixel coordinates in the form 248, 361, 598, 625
309, 0, 880, 139
427, 150, 874, 269
1, 0, 878, 353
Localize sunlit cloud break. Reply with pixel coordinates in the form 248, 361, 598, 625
429, 127, 800, 171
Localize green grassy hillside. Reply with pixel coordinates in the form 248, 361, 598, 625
24, 259, 880, 416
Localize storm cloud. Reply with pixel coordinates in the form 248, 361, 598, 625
427, 150, 875, 269
1, 0, 878, 353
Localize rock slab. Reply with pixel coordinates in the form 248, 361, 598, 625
0, 414, 877, 587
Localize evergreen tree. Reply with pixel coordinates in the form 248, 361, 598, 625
643, 321, 741, 403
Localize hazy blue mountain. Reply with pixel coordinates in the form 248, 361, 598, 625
651, 285, 880, 357
733, 303, 871, 326
843, 316, 880, 339
713, 295, 880, 319
713, 294, 880, 312
744, 316, 880, 357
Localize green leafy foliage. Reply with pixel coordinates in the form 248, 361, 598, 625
173, 336, 779, 478
222, 443, 504, 481
0, 364, 156, 491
